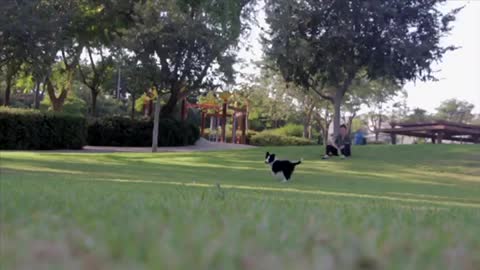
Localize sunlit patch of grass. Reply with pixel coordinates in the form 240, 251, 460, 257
1, 144, 480, 269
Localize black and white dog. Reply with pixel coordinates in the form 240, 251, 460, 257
265, 152, 302, 182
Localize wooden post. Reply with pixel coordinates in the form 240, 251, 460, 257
232, 113, 237, 144
241, 113, 247, 144
221, 102, 227, 143
200, 111, 206, 137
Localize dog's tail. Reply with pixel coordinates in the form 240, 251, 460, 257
293, 158, 303, 166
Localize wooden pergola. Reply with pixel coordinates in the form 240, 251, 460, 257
180, 98, 248, 144
379, 120, 480, 144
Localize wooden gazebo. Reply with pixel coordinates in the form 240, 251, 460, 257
379, 120, 480, 144
180, 93, 248, 144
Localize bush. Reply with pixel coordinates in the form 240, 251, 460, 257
87, 117, 199, 147
268, 124, 304, 137
0, 107, 87, 150
250, 132, 314, 146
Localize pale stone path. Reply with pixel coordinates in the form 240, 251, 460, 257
78, 138, 256, 153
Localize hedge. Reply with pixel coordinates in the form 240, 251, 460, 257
268, 124, 304, 137
0, 107, 86, 150
250, 132, 314, 146
87, 117, 200, 147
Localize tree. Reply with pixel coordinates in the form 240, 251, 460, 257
435, 98, 475, 123
1, 0, 132, 111
407, 108, 431, 123
388, 91, 409, 144
118, 0, 254, 151
0, 61, 21, 106
264, 0, 461, 137
363, 80, 403, 141
312, 100, 333, 146
118, 56, 153, 119
78, 48, 114, 116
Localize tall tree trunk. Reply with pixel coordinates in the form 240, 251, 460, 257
245, 101, 249, 132
161, 89, 178, 117
347, 113, 356, 135
46, 78, 69, 112
91, 90, 98, 117
152, 88, 162, 152
131, 93, 136, 120
322, 126, 329, 146
33, 81, 41, 109
50, 94, 67, 112
374, 114, 383, 142
331, 73, 355, 137
332, 94, 342, 138
38, 82, 46, 109
389, 122, 397, 145
46, 68, 73, 112
303, 123, 309, 139
303, 104, 314, 138
4, 75, 12, 106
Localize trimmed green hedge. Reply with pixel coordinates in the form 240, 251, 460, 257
269, 124, 304, 137
0, 107, 86, 150
250, 132, 314, 146
87, 117, 200, 147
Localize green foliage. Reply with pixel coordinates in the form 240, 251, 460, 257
121, 0, 254, 116
0, 107, 86, 150
264, 0, 461, 135
406, 108, 432, 123
268, 123, 303, 137
94, 96, 128, 118
87, 117, 199, 147
41, 92, 87, 116
350, 118, 365, 133
14, 72, 34, 93
250, 132, 313, 146
435, 98, 475, 123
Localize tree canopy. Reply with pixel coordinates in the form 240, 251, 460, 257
264, 0, 462, 135
435, 98, 475, 123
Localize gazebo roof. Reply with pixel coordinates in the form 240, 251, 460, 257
379, 120, 480, 143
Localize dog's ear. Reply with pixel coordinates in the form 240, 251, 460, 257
265, 152, 270, 158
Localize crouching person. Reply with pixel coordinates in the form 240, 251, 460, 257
322, 124, 351, 159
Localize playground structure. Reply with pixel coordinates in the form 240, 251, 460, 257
180, 92, 249, 144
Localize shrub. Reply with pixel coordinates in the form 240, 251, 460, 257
0, 107, 87, 150
268, 124, 304, 137
87, 117, 199, 147
250, 132, 314, 146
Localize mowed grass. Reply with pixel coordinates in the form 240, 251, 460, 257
1, 144, 480, 270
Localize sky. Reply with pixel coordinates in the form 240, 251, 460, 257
236, 0, 480, 114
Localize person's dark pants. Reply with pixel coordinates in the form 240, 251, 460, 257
325, 144, 351, 157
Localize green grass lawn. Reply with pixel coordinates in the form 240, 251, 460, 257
1, 144, 480, 269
